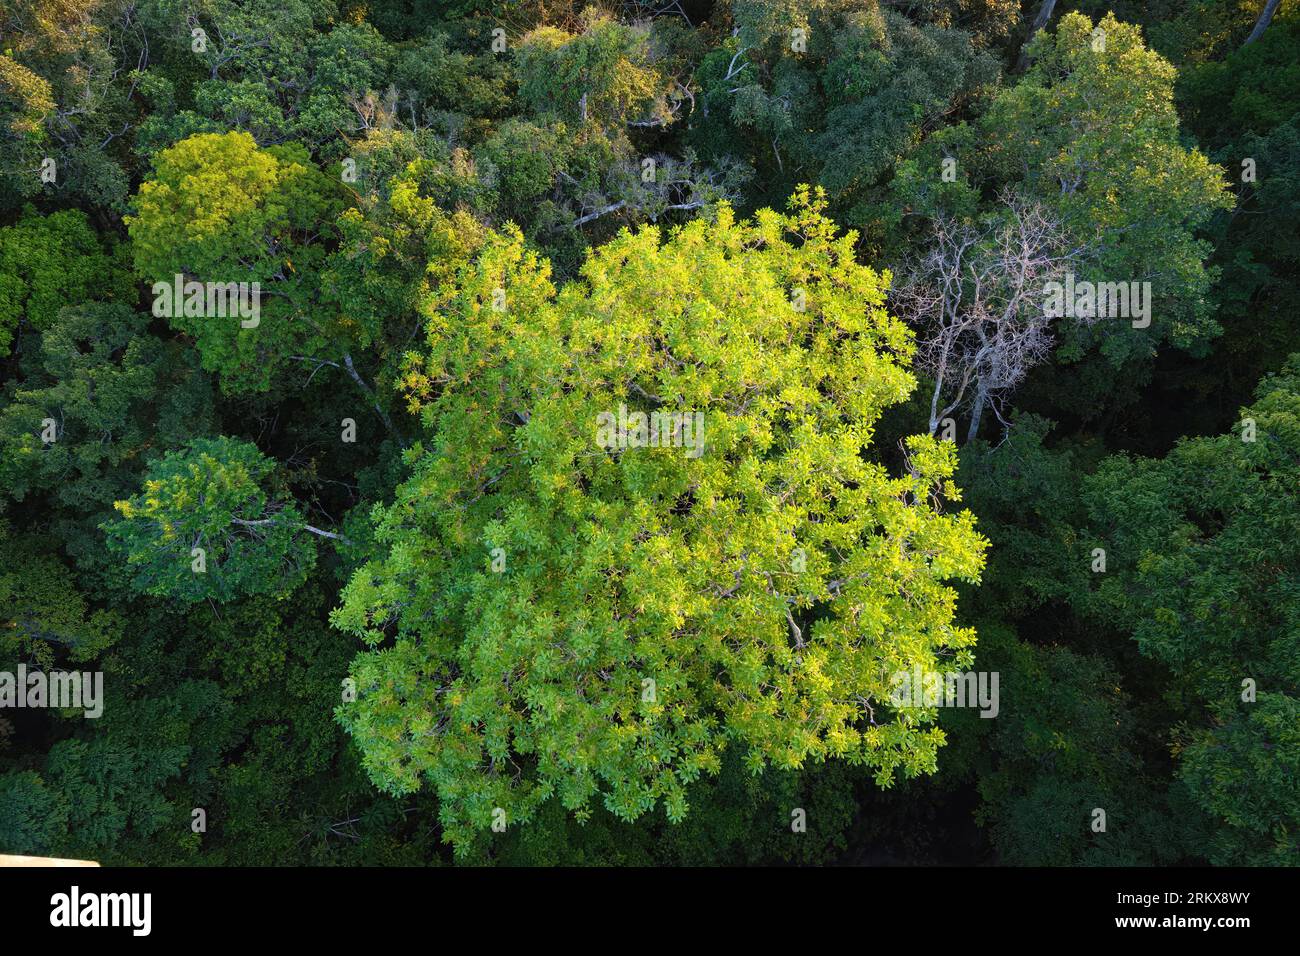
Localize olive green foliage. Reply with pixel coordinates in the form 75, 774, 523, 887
0, 522, 125, 667
695, 0, 998, 247
126, 131, 345, 393
135, 3, 391, 161
0, 0, 141, 211
104, 436, 318, 603
0, 208, 131, 356
0, 305, 191, 505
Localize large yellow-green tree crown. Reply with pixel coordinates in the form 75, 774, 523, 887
332, 188, 988, 850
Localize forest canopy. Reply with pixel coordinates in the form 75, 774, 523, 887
0, 0, 1296, 867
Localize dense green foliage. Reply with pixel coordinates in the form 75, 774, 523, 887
1, 0, 1296, 867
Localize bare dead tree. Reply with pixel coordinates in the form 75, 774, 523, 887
618, 1, 694, 28
893, 195, 1075, 443
560, 151, 750, 231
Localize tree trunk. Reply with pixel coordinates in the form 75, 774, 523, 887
1015, 0, 1059, 72
1244, 0, 1281, 46
966, 385, 987, 445
929, 376, 944, 437
342, 352, 407, 449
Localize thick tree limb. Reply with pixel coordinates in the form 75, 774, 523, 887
1244, 0, 1281, 45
